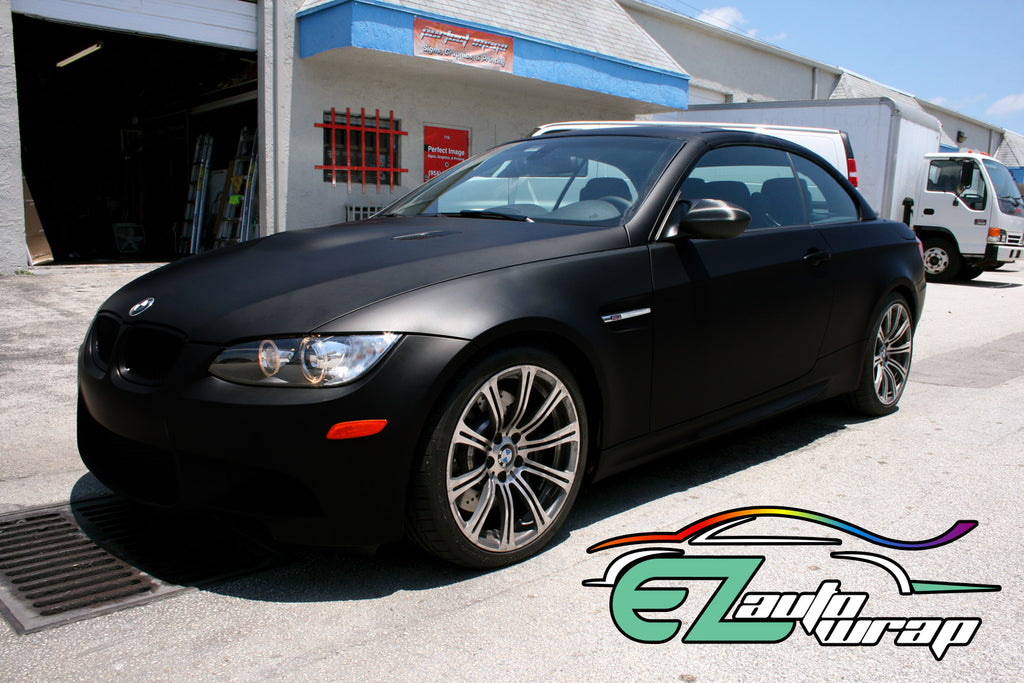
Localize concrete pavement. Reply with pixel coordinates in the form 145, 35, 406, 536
1, 261, 1022, 681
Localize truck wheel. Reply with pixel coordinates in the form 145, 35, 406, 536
921, 237, 960, 283
957, 264, 983, 281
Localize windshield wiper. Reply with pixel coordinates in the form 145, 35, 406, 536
453, 210, 532, 222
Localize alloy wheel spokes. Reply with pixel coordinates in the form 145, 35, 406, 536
447, 364, 581, 552
448, 463, 488, 502
464, 478, 497, 540
453, 419, 492, 453
873, 303, 912, 405
517, 422, 580, 457
519, 458, 574, 492
514, 384, 568, 437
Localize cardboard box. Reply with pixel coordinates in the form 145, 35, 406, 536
23, 176, 54, 266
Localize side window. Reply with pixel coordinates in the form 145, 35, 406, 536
960, 162, 987, 211
681, 145, 804, 229
927, 160, 961, 192
926, 159, 987, 211
791, 154, 860, 224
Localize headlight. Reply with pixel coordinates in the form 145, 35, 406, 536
987, 227, 1007, 244
209, 333, 400, 387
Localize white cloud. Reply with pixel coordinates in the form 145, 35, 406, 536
697, 7, 749, 32
926, 93, 987, 112
695, 7, 786, 44
988, 93, 1024, 116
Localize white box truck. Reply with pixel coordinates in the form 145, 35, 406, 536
913, 151, 1024, 280
654, 98, 1024, 281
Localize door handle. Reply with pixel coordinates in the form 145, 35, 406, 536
803, 249, 831, 266
923, 208, 935, 215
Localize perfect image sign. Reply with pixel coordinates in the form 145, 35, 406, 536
414, 18, 513, 73
423, 126, 470, 181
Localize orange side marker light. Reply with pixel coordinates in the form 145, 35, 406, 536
327, 419, 388, 440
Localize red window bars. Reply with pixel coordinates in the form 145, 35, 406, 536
316, 107, 409, 191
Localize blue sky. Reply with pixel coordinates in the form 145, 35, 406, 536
645, 0, 1024, 134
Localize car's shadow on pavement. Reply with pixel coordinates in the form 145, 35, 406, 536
568, 404, 849, 534
69, 402, 854, 603
947, 280, 1021, 289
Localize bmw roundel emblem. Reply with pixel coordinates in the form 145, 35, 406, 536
129, 297, 155, 317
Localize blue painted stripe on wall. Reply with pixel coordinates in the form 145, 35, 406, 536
298, 0, 688, 109
298, 2, 355, 56
515, 40, 688, 110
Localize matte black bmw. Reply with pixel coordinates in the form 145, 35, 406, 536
78, 126, 925, 567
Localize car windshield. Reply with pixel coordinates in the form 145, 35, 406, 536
383, 135, 683, 225
983, 159, 1024, 217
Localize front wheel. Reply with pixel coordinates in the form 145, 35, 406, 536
407, 348, 588, 568
921, 237, 961, 283
847, 294, 914, 416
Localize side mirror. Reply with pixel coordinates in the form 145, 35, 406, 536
662, 198, 751, 241
958, 161, 975, 193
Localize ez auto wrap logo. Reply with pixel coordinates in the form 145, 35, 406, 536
584, 507, 1000, 660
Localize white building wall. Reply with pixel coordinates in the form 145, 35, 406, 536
918, 103, 1003, 155
284, 52, 641, 230
622, 1, 840, 105
0, 3, 25, 272
258, 1, 296, 238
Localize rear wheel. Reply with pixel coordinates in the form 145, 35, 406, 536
957, 263, 983, 281
921, 237, 960, 283
407, 347, 588, 568
847, 294, 914, 416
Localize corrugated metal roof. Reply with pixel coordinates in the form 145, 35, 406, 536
299, 0, 686, 74
995, 130, 1024, 168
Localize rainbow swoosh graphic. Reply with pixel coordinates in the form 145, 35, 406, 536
587, 506, 978, 553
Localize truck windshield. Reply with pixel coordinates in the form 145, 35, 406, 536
983, 159, 1024, 217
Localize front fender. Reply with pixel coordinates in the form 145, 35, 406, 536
318, 247, 656, 448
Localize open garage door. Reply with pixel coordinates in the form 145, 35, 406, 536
11, 0, 256, 50
13, 14, 257, 262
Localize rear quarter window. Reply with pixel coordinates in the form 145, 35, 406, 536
792, 154, 860, 224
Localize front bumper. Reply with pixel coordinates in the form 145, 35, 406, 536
979, 243, 1023, 267
78, 315, 469, 546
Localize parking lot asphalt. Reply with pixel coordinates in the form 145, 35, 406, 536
1, 261, 1022, 681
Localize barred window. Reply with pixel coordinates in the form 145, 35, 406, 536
316, 108, 408, 190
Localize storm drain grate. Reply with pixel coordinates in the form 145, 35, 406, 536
0, 497, 279, 634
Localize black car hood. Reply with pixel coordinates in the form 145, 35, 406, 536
102, 217, 627, 341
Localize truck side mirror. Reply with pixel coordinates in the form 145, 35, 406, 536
958, 161, 975, 193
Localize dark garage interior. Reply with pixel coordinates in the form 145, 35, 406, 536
13, 15, 257, 262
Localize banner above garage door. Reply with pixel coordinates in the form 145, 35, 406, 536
11, 0, 257, 50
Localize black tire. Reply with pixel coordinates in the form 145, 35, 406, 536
407, 347, 589, 568
957, 263, 984, 281
847, 293, 914, 416
921, 237, 961, 283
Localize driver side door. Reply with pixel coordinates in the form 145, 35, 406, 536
649, 144, 835, 430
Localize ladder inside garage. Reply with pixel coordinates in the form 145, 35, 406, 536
213, 129, 259, 249
177, 133, 214, 255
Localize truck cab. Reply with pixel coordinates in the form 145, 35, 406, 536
914, 152, 1024, 282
